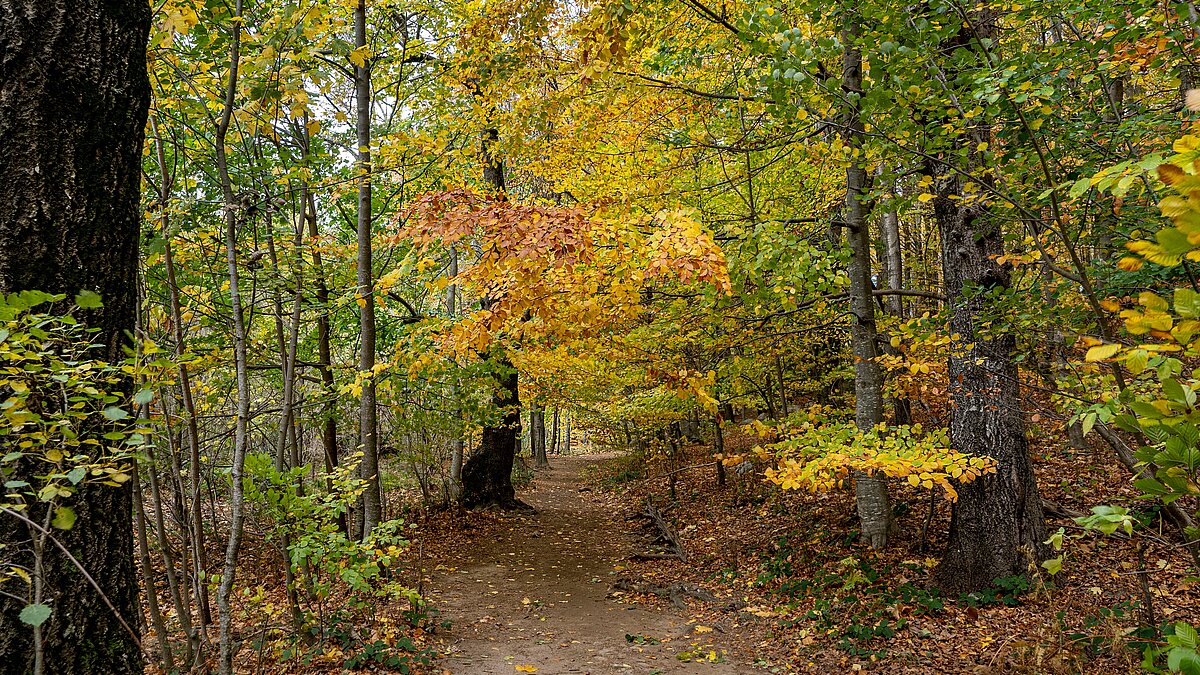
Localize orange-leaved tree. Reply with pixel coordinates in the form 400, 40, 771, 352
395, 188, 730, 507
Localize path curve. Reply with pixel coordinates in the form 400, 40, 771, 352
429, 455, 741, 674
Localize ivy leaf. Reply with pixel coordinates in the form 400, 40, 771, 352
18, 603, 52, 627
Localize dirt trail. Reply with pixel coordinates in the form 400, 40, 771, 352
429, 455, 741, 674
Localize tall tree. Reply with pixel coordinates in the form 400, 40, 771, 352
930, 2, 1047, 592
843, 2, 894, 548
0, 0, 150, 671
460, 125, 527, 509
356, 0, 383, 534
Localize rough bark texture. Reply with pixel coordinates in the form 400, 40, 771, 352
461, 359, 527, 509
355, 0, 382, 535
931, 4, 1047, 594
0, 0, 149, 671
460, 124, 527, 509
843, 8, 894, 549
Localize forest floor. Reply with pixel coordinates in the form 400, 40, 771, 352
414, 427, 1200, 674
156, 427, 1200, 673
422, 454, 742, 674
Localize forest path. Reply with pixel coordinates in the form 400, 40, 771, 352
428, 455, 740, 674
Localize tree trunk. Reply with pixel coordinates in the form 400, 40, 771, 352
532, 404, 549, 468
550, 409, 560, 455
446, 248, 464, 501
461, 360, 526, 508
0, 0, 148, 671
212, 4, 255, 672
151, 117, 212, 632
880, 208, 904, 317
460, 122, 527, 508
355, 0, 382, 535
931, 3, 1047, 594
843, 5, 894, 549
713, 414, 726, 488
774, 354, 788, 417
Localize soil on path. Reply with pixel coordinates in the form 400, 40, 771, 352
428, 455, 741, 674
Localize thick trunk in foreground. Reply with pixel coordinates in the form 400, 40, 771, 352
931, 3, 1047, 594
0, 0, 149, 671
842, 6, 894, 549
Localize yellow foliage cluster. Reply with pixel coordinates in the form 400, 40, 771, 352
395, 190, 730, 359
761, 418, 995, 501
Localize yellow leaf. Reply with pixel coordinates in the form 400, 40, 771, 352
515, 666, 538, 673
1085, 343, 1121, 362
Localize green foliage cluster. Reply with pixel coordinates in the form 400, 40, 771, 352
0, 291, 155, 628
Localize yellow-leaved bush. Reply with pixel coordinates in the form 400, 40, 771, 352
755, 408, 995, 501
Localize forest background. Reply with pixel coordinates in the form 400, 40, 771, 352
4, 0, 1200, 672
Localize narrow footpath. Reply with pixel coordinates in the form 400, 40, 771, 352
428, 455, 741, 674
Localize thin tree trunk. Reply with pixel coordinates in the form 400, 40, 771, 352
550, 409, 560, 455
713, 414, 726, 488
151, 117, 211, 637
214, 4, 253, 671
355, 0, 382, 536
565, 412, 572, 456
0, 0, 149, 670
881, 209, 904, 317
533, 404, 549, 468
133, 462, 173, 672
446, 248, 464, 501
843, 5, 893, 548
774, 354, 788, 417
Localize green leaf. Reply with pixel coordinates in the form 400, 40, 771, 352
1164, 378, 1190, 405
1170, 646, 1200, 675
73, 290, 103, 309
1177, 622, 1200, 650
1041, 556, 1062, 575
18, 603, 51, 627
132, 389, 154, 406
101, 406, 129, 422
1134, 477, 1170, 496
1131, 401, 1165, 420
51, 506, 75, 530
66, 467, 86, 485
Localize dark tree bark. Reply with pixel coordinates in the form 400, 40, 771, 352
931, 3, 1047, 593
461, 360, 527, 509
355, 0, 382, 536
0, 0, 150, 671
460, 123, 529, 508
